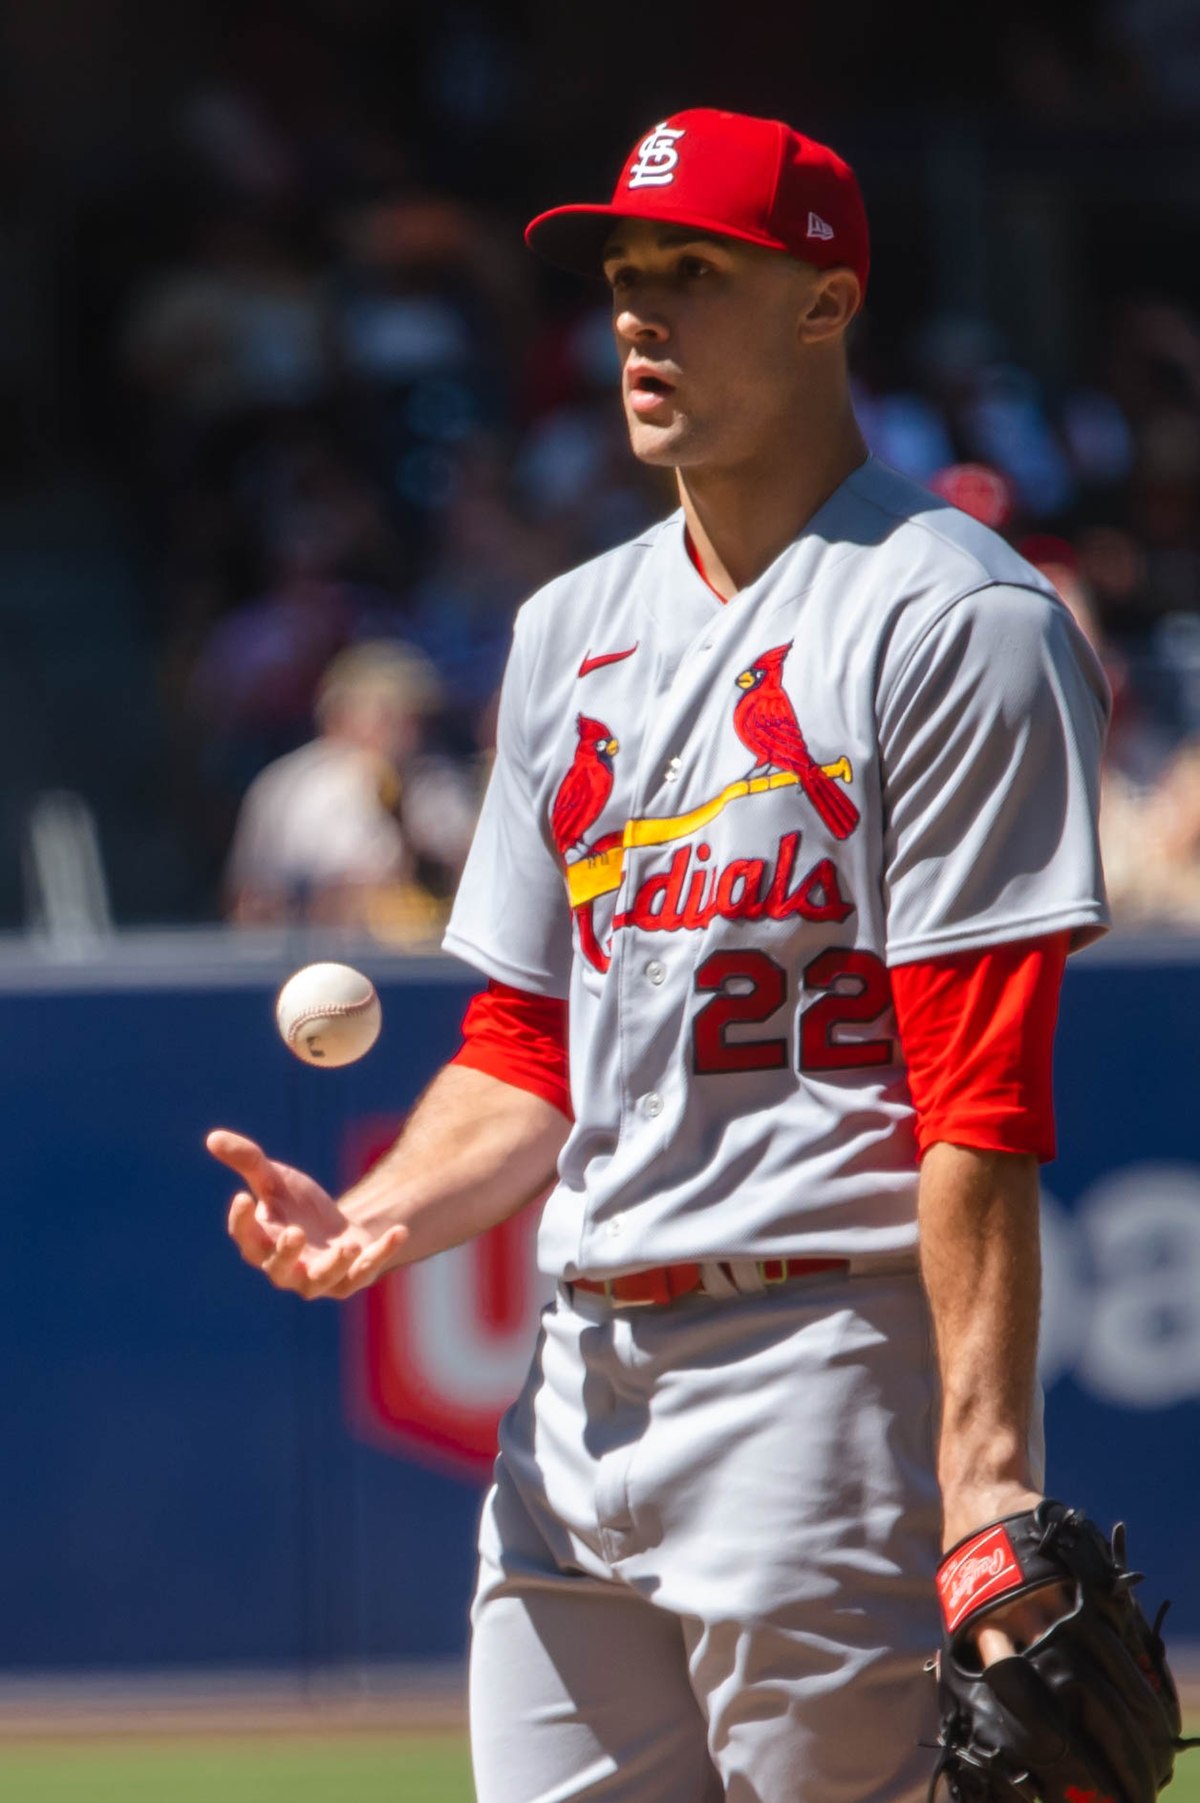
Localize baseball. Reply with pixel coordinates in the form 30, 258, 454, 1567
274, 962, 382, 1068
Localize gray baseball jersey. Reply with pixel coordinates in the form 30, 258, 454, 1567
445, 455, 1109, 1279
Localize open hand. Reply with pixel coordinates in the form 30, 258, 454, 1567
208, 1129, 408, 1300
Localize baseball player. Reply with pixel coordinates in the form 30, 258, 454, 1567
210, 109, 1111, 1802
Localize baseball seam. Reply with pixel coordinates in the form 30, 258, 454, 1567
285, 998, 376, 1041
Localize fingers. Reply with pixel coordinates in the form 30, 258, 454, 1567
260, 1225, 310, 1289
303, 1236, 365, 1290
227, 1199, 316, 1291
328, 1226, 410, 1299
206, 1129, 283, 1202
976, 1621, 1017, 1665
975, 1582, 1074, 1664
218, 1118, 410, 1298
251, 1223, 409, 1301
228, 1191, 278, 1266
346, 1225, 409, 1288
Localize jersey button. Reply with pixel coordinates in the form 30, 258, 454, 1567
641, 1091, 664, 1118
645, 959, 666, 986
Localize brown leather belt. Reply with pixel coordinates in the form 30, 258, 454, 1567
570, 1256, 851, 1309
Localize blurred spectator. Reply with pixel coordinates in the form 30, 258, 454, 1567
1101, 739, 1200, 929
1019, 533, 1200, 928
188, 525, 377, 790
960, 363, 1076, 518
1112, 0, 1200, 115
516, 306, 668, 558
329, 193, 531, 559
224, 641, 477, 939
7, 0, 1199, 934
854, 384, 954, 484
120, 213, 328, 469
405, 440, 561, 718
1019, 531, 1153, 772
928, 463, 1017, 533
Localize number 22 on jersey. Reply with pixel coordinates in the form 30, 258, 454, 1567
692, 947, 893, 1076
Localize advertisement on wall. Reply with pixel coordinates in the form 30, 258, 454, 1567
0, 945, 1195, 1671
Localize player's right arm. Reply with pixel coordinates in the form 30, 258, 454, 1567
214, 601, 575, 1301
210, 1060, 569, 1301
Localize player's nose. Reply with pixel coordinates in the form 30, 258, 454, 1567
614, 304, 670, 348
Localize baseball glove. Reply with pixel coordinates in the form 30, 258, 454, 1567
928, 1500, 1196, 1803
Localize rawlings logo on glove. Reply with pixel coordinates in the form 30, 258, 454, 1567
929, 1500, 1197, 1803
938, 1526, 1024, 1632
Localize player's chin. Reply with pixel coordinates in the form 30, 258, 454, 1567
624, 412, 694, 467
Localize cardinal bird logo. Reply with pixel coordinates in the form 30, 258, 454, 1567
551, 714, 620, 859
733, 643, 860, 840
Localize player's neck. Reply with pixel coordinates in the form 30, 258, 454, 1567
677, 407, 868, 601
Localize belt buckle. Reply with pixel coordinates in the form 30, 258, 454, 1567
758, 1259, 789, 1286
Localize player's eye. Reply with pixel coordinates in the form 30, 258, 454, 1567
678, 254, 714, 280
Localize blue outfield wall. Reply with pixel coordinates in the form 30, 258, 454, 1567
0, 935, 1197, 1674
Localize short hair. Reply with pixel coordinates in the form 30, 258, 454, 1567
315, 641, 443, 728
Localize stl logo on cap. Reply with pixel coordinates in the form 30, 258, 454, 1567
628, 122, 686, 189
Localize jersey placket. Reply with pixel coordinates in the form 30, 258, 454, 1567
601, 614, 702, 1257
597, 572, 771, 1258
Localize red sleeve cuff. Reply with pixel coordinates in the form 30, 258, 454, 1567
451, 979, 572, 1121
892, 933, 1070, 1163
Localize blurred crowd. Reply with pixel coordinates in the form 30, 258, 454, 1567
8, 0, 1199, 939
118, 186, 667, 938
854, 298, 1200, 930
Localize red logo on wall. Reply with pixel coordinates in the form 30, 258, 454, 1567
342, 1116, 552, 1480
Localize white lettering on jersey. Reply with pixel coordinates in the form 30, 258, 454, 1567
807, 212, 835, 241
628, 124, 686, 188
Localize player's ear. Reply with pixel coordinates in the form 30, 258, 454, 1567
797, 268, 862, 346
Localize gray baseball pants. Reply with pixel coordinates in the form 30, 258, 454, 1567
469, 1266, 945, 1803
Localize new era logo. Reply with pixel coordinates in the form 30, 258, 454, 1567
806, 212, 835, 241
629, 123, 685, 189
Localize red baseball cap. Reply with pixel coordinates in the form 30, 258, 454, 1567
525, 107, 869, 295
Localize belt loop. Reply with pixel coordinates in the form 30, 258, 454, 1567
699, 1260, 740, 1299
724, 1259, 767, 1295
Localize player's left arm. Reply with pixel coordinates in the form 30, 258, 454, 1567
894, 932, 1063, 1566
917, 1138, 1065, 1662
893, 930, 1076, 1661
893, 928, 1068, 1538
919, 1140, 1041, 1540
878, 578, 1110, 1655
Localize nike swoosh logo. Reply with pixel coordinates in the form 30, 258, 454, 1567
578, 644, 639, 678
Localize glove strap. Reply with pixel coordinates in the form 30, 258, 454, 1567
936, 1521, 1026, 1633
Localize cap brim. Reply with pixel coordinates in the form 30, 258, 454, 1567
524, 202, 789, 277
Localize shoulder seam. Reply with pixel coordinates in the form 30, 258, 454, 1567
847, 468, 1025, 574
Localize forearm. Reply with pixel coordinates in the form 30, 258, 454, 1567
338, 1062, 569, 1264
918, 1142, 1043, 1548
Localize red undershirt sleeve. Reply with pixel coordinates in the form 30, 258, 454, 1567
451, 979, 572, 1121
891, 932, 1070, 1163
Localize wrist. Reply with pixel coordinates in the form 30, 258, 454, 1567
939, 1479, 1044, 1554
340, 1164, 415, 1238
937, 1421, 1032, 1495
